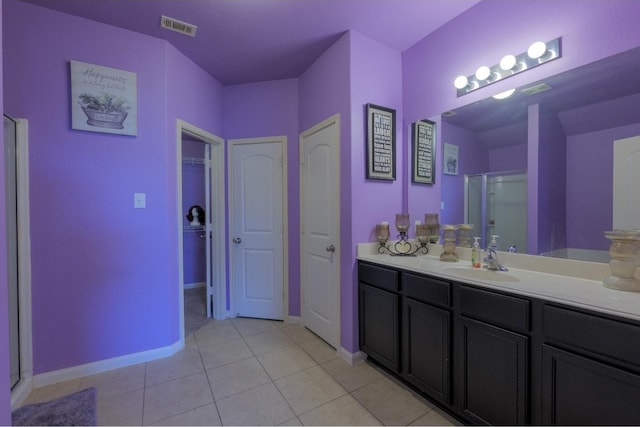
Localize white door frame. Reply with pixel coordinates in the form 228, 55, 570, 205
9, 118, 34, 408
299, 114, 341, 347
227, 136, 288, 320
176, 119, 226, 345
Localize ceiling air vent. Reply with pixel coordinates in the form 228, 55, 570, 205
161, 15, 197, 37
521, 83, 552, 96
442, 111, 457, 117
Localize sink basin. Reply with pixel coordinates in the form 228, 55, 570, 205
444, 266, 520, 283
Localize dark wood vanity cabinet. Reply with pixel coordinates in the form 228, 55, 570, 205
357, 259, 640, 426
358, 262, 401, 373
458, 286, 530, 425
402, 273, 452, 405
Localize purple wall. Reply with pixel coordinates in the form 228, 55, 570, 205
566, 122, 640, 250
349, 31, 403, 352
489, 144, 527, 172
0, 2, 10, 423
3, 0, 223, 374
403, 0, 640, 224
223, 79, 300, 315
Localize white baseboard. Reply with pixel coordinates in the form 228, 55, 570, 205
337, 347, 368, 366
11, 377, 33, 409
285, 315, 302, 324
32, 339, 184, 388
183, 281, 206, 290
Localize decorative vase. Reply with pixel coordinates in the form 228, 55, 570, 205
603, 230, 640, 292
440, 224, 459, 262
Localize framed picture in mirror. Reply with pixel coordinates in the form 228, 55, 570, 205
366, 103, 396, 181
412, 119, 436, 184
443, 142, 459, 175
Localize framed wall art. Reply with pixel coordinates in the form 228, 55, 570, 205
70, 60, 138, 136
443, 142, 459, 175
365, 103, 396, 180
412, 119, 436, 184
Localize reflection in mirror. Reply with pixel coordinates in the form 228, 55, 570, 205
440, 45, 640, 263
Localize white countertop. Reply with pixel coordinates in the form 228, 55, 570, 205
357, 245, 640, 323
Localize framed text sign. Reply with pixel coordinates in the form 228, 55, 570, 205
366, 103, 396, 181
412, 119, 436, 184
70, 60, 137, 136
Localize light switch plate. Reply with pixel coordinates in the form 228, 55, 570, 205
134, 192, 146, 208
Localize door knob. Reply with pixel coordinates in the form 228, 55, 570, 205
326, 244, 336, 253
233, 237, 242, 244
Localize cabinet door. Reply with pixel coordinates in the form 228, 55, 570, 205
542, 345, 640, 425
460, 317, 528, 425
359, 282, 400, 373
403, 298, 451, 404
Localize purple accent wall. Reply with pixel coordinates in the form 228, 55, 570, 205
3, 0, 223, 374
349, 31, 403, 352
0, 2, 10, 423
403, 0, 640, 230
566, 122, 640, 250
489, 144, 527, 172
223, 79, 300, 316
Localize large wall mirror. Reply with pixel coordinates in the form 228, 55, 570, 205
438, 45, 640, 263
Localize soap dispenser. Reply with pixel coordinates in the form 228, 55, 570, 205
489, 235, 500, 251
471, 237, 481, 268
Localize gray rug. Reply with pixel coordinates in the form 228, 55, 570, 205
12, 387, 96, 426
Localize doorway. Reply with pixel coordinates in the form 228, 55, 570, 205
176, 120, 226, 344
228, 136, 287, 320
613, 135, 640, 229
300, 115, 340, 348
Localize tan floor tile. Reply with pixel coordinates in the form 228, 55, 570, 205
80, 363, 146, 399
274, 365, 347, 416
97, 388, 143, 426
199, 338, 254, 370
145, 347, 204, 387
279, 416, 302, 425
257, 345, 317, 380
207, 357, 271, 400
320, 358, 383, 392
244, 329, 296, 355
184, 334, 198, 349
299, 337, 338, 364
143, 372, 214, 425
409, 408, 461, 426
22, 378, 83, 405
232, 317, 283, 337
298, 394, 381, 426
151, 402, 221, 426
352, 377, 432, 426
194, 322, 243, 347
216, 382, 295, 426
282, 324, 318, 343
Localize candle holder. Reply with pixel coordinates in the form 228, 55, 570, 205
603, 230, 640, 292
425, 213, 440, 244
457, 224, 474, 248
440, 224, 459, 262
377, 214, 429, 256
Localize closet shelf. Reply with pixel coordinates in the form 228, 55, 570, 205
183, 225, 205, 232
182, 156, 205, 165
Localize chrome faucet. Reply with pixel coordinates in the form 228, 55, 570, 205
484, 248, 509, 271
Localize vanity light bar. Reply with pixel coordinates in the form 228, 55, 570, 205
454, 38, 561, 97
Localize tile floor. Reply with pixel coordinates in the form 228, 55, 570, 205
20, 317, 462, 426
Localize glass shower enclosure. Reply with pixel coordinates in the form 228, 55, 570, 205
465, 170, 527, 252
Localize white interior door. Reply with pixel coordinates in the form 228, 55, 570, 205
230, 138, 285, 320
613, 135, 640, 229
300, 115, 340, 348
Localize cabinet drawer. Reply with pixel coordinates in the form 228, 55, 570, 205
358, 262, 399, 292
543, 304, 640, 367
459, 286, 530, 333
403, 272, 451, 307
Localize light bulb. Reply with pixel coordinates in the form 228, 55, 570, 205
454, 75, 468, 89
528, 41, 547, 59
475, 66, 491, 81
492, 89, 516, 100
500, 54, 517, 70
